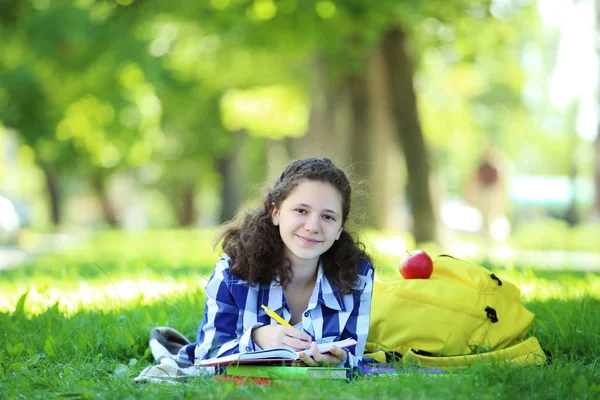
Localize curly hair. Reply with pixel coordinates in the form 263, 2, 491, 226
218, 157, 371, 294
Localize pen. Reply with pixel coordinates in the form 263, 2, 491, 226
261, 304, 293, 327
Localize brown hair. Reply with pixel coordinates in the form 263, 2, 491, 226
218, 157, 371, 293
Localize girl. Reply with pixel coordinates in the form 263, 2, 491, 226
177, 157, 374, 373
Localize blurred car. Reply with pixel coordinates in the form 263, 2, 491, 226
0, 194, 21, 245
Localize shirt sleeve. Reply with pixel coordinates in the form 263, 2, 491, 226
194, 258, 263, 362
339, 260, 375, 373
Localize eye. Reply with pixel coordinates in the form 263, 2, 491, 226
322, 214, 336, 222
294, 208, 307, 214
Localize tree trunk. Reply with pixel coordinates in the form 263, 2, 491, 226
294, 54, 375, 226
566, 163, 579, 226
265, 138, 291, 184
367, 43, 407, 231
178, 182, 197, 227
294, 54, 339, 162
565, 101, 579, 226
345, 74, 372, 227
295, 48, 408, 230
41, 166, 61, 228
594, 132, 600, 217
218, 156, 239, 223
380, 27, 436, 244
218, 131, 247, 222
91, 174, 119, 227
595, 0, 600, 218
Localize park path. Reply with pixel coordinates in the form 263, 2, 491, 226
487, 248, 600, 272
442, 243, 600, 272
0, 246, 28, 270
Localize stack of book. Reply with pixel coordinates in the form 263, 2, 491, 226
198, 338, 357, 385
197, 338, 357, 367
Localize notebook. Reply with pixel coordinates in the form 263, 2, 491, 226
224, 365, 349, 380
196, 338, 358, 367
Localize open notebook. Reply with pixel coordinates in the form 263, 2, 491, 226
197, 338, 358, 367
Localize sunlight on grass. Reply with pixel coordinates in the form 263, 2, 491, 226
0, 277, 210, 316
501, 269, 600, 302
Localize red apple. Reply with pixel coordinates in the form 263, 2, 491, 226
399, 250, 433, 279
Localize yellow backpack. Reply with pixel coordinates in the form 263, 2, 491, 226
365, 255, 546, 369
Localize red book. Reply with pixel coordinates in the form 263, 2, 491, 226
213, 375, 272, 386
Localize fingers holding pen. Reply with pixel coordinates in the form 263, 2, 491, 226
281, 326, 311, 350
282, 326, 311, 342
252, 324, 311, 351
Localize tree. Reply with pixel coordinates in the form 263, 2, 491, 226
380, 27, 436, 243
152, 0, 536, 242
1, 0, 553, 237
0, 1, 169, 227
595, 133, 600, 217
595, 0, 600, 217
0, 64, 70, 226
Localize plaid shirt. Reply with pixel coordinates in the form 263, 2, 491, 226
178, 256, 374, 373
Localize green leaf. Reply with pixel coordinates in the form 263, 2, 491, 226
12, 290, 28, 320
6, 342, 24, 358
44, 336, 57, 357
9, 361, 24, 371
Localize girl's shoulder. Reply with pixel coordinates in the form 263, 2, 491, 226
213, 255, 232, 274
357, 257, 375, 276
213, 255, 253, 286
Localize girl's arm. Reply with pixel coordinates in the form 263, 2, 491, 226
193, 259, 262, 361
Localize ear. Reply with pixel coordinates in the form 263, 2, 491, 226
335, 227, 343, 240
270, 203, 280, 226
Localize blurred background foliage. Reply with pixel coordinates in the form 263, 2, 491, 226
0, 0, 599, 251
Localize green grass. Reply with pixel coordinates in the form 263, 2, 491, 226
1, 230, 599, 399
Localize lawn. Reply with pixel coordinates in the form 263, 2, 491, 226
1, 230, 599, 399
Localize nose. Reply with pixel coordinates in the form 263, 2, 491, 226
304, 214, 320, 233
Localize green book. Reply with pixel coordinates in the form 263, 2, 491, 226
224, 365, 349, 380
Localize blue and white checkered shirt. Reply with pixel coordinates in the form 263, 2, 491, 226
178, 256, 374, 373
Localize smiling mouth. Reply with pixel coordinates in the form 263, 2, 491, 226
297, 235, 321, 244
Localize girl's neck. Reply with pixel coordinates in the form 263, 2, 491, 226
287, 257, 319, 289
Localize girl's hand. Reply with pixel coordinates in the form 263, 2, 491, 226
252, 325, 311, 351
297, 342, 347, 367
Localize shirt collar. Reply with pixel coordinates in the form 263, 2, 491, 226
311, 261, 345, 312
258, 261, 346, 318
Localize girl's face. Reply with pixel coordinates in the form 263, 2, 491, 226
271, 180, 344, 269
